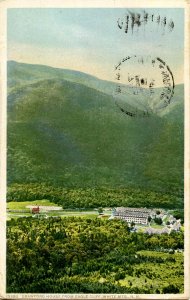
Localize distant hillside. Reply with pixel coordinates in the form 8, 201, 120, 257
8, 60, 118, 97
8, 61, 184, 117
7, 61, 184, 196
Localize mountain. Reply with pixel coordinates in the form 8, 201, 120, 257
8, 60, 119, 97
7, 61, 184, 195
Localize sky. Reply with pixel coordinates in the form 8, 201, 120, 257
7, 8, 184, 84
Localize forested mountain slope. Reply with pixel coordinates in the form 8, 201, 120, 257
7, 61, 184, 207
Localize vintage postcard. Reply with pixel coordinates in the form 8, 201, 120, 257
0, 0, 190, 299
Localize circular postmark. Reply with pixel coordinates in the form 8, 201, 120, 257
114, 55, 175, 117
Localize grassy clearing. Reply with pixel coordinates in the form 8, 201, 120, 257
8, 212, 31, 215
7, 199, 60, 210
60, 214, 98, 219
150, 223, 164, 229
163, 215, 170, 223
48, 211, 99, 217
7, 208, 100, 220
137, 250, 179, 258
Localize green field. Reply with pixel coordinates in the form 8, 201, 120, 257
7, 199, 60, 210
150, 223, 165, 229
7, 200, 112, 219
7, 200, 101, 219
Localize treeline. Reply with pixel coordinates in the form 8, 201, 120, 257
7, 183, 183, 209
7, 217, 184, 293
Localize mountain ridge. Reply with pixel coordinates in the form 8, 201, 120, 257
8, 60, 120, 98
7, 62, 184, 196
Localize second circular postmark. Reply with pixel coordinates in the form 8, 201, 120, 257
114, 55, 175, 117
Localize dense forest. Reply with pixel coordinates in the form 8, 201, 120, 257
7, 217, 184, 293
7, 183, 183, 210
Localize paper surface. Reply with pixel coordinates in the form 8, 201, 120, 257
0, 0, 190, 299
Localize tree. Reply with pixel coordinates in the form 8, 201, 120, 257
128, 280, 132, 287
98, 207, 103, 214
172, 210, 184, 224
155, 217, 162, 225
162, 284, 179, 293
115, 271, 125, 281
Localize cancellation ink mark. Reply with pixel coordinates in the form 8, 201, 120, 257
114, 55, 175, 118
117, 10, 175, 35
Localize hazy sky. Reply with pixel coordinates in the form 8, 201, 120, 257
8, 8, 184, 84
